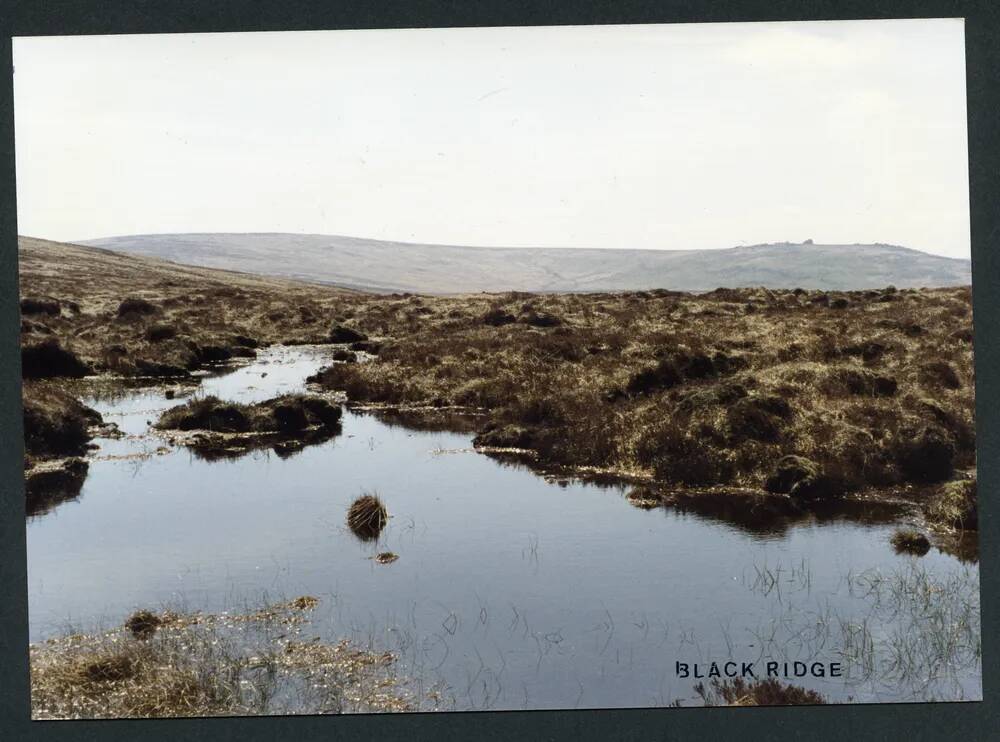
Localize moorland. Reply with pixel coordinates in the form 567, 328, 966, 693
16, 234, 980, 714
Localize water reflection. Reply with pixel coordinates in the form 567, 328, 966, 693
25, 459, 89, 517
173, 426, 342, 463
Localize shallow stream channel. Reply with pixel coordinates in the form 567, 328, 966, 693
26, 345, 982, 710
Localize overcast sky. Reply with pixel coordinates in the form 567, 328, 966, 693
13, 19, 970, 258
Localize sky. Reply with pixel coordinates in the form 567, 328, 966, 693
13, 19, 970, 258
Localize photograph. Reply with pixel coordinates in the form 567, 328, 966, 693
14, 18, 981, 719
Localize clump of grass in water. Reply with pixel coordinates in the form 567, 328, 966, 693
124, 610, 162, 640
348, 492, 388, 541
890, 529, 931, 556
30, 597, 412, 719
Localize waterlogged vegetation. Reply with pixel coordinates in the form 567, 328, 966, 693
30, 597, 419, 719
19, 237, 981, 715
155, 394, 343, 460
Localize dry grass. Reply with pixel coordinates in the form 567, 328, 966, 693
926, 479, 978, 531
692, 677, 826, 706
22, 383, 102, 462
18, 236, 361, 378
347, 492, 388, 541
890, 529, 932, 556
153, 394, 342, 460
156, 394, 342, 434
30, 598, 413, 719
305, 287, 976, 525
21, 382, 108, 515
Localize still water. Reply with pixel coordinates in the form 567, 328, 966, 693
26, 346, 982, 710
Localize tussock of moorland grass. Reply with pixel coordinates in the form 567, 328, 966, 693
22, 383, 102, 461
21, 296, 62, 316
30, 598, 413, 719
348, 492, 388, 541
153, 394, 343, 460
156, 394, 340, 434
891, 529, 931, 556
329, 324, 367, 343
305, 287, 975, 526
22, 382, 107, 515
22, 339, 92, 379
926, 479, 978, 531
124, 610, 163, 639
691, 677, 826, 706
117, 297, 158, 317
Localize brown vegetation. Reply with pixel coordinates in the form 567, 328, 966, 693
304, 286, 975, 527
18, 237, 362, 378
22, 339, 92, 379
24, 457, 91, 517
347, 493, 388, 541
30, 598, 411, 719
22, 384, 102, 461
926, 479, 978, 531
693, 677, 826, 706
891, 529, 932, 556
154, 394, 342, 459
21, 383, 107, 515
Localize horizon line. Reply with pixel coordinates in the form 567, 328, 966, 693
53, 232, 972, 262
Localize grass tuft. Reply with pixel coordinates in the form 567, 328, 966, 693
926, 479, 978, 531
891, 529, 932, 556
694, 677, 826, 706
348, 493, 388, 541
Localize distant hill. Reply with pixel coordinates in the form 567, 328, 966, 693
78, 233, 971, 294
17, 236, 357, 310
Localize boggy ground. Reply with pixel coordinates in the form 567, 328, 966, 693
304, 285, 977, 542
30, 594, 823, 717
19, 235, 362, 512
29, 596, 418, 718
19, 237, 977, 541
19, 236, 362, 378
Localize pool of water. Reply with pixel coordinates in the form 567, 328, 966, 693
25, 346, 982, 710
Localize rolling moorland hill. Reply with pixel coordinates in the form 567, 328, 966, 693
79, 233, 972, 294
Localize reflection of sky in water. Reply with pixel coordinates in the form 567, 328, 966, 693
26, 346, 982, 710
